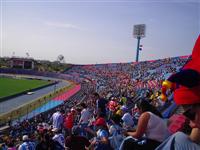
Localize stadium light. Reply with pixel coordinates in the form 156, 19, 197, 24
133, 24, 146, 62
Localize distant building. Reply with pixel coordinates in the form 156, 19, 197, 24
10, 57, 35, 69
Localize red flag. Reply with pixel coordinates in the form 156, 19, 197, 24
184, 35, 200, 72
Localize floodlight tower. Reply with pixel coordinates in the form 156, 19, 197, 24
133, 24, 146, 62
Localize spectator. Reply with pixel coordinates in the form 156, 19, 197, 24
109, 115, 124, 150
85, 117, 112, 150
121, 106, 134, 130
120, 100, 170, 150
78, 103, 91, 137
6, 137, 17, 150
18, 135, 35, 150
52, 128, 65, 149
131, 104, 140, 124
36, 132, 64, 150
108, 98, 118, 119
93, 92, 108, 118
65, 126, 90, 150
64, 108, 77, 136
120, 95, 127, 106
50, 109, 64, 130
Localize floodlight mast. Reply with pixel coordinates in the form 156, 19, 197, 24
133, 24, 146, 62
136, 37, 141, 62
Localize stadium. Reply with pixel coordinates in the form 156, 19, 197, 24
0, 47, 199, 149
0, 1, 200, 150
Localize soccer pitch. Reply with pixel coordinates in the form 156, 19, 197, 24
0, 77, 51, 99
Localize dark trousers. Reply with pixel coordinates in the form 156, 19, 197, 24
122, 138, 161, 150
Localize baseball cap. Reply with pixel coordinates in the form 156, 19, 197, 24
94, 117, 106, 126
22, 135, 29, 141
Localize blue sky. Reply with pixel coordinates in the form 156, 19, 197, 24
1, 0, 199, 64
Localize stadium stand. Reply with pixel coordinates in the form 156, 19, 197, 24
0, 55, 196, 150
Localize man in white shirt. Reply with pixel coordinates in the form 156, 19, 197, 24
51, 109, 64, 130
79, 103, 91, 125
78, 103, 91, 137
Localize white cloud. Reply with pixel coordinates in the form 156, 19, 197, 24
45, 21, 81, 30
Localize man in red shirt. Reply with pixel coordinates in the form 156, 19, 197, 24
64, 108, 76, 136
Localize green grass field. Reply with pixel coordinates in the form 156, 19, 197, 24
0, 77, 51, 98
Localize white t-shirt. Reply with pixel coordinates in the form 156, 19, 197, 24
79, 108, 90, 124
146, 112, 170, 142
122, 113, 134, 127
52, 111, 63, 129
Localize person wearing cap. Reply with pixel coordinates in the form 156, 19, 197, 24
18, 135, 35, 150
85, 117, 112, 150
155, 35, 200, 150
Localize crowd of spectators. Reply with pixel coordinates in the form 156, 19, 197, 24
1, 56, 194, 150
